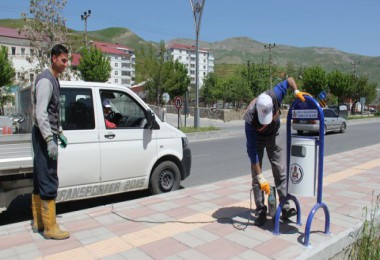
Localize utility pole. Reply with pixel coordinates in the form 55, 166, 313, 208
264, 43, 276, 87
189, 0, 206, 129
247, 60, 252, 92
81, 10, 91, 47
350, 60, 360, 76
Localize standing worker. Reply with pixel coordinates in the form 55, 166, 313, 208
244, 77, 306, 226
31, 44, 70, 239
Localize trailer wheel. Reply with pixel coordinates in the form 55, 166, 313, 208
149, 161, 180, 194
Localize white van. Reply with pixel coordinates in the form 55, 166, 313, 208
0, 81, 191, 212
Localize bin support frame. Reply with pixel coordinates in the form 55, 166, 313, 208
272, 96, 331, 247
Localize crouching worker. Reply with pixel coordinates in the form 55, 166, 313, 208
31, 44, 70, 239
244, 77, 306, 226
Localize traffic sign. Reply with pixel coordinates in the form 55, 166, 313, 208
174, 96, 182, 109
162, 93, 170, 104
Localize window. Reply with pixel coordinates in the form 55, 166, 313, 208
121, 79, 130, 84
114, 62, 118, 67
30, 49, 34, 56
115, 71, 118, 75
60, 88, 95, 130
324, 109, 337, 118
11, 47, 16, 55
121, 71, 130, 76
115, 79, 118, 83
122, 63, 130, 68
21, 48, 25, 55
100, 90, 146, 128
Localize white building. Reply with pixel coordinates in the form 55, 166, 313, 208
0, 26, 38, 86
88, 41, 135, 87
0, 27, 135, 88
166, 43, 214, 88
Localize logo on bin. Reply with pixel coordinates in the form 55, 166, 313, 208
290, 163, 303, 184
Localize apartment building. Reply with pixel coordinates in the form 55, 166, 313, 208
0, 26, 38, 85
0, 27, 135, 88
88, 41, 135, 87
166, 43, 214, 88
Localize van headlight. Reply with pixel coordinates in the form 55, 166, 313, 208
182, 137, 189, 149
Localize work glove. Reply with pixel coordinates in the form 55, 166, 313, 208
294, 90, 312, 102
58, 133, 68, 148
257, 173, 271, 195
47, 139, 58, 160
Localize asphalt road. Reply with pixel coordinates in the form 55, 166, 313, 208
1, 119, 379, 226
182, 120, 380, 188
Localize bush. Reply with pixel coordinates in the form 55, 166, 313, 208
350, 193, 380, 259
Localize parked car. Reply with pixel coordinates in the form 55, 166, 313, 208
292, 108, 346, 135
329, 104, 349, 118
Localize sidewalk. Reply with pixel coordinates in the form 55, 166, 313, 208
0, 122, 380, 259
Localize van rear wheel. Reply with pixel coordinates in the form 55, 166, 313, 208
149, 161, 180, 194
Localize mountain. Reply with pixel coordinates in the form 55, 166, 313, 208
1, 19, 379, 83
168, 37, 380, 83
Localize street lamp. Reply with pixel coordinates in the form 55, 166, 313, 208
264, 43, 276, 87
81, 10, 91, 47
189, 0, 205, 129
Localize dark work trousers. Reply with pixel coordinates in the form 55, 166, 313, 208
32, 126, 59, 200
251, 131, 290, 211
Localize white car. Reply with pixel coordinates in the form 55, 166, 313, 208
292, 108, 346, 135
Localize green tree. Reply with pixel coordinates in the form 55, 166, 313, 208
20, 0, 72, 82
161, 60, 190, 98
349, 75, 378, 112
0, 46, 16, 115
327, 70, 351, 105
136, 41, 191, 105
77, 46, 112, 82
135, 41, 166, 105
301, 66, 327, 97
201, 72, 218, 107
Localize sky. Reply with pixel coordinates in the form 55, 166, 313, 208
1, 0, 379, 57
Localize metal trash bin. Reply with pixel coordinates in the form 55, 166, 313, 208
288, 136, 317, 197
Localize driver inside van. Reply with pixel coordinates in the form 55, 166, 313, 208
102, 99, 116, 128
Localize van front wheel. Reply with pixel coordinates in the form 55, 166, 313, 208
149, 161, 181, 194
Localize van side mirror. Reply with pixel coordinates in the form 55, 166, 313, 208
145, 110, 159, 129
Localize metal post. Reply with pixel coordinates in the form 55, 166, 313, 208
189, 0, 205, 129
264, 43, 276, 87
81, 10, 91, 47
350, 60, 360, 76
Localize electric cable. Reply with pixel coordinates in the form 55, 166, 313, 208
111, 188, 256, 231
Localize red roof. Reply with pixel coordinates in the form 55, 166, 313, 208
91, 41, 134, 55
71, 53, 81, 66
167, 43, 208, 52
0, 26, 28, 39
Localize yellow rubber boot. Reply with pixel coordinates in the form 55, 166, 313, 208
31, 194, 44, 232
41, 199, 70, 240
